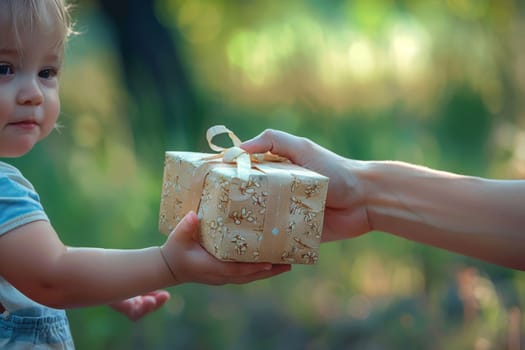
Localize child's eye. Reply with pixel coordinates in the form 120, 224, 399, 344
0, 64, 14, 76
39, 68, 58, 79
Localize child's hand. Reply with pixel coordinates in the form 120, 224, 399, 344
108, 290, 170, 321
161, 211, 291, 285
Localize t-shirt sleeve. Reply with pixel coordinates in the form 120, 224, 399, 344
0, 172, 49, 236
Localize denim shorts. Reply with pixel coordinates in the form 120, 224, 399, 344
0, 311, 75, 349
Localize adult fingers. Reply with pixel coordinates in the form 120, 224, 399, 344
241, 129, 312, 166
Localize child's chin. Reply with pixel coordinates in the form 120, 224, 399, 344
4, 141, 37, 158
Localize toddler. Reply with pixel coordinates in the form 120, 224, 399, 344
0, 1, 289, 348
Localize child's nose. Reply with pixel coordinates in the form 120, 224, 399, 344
16, 77, 44, 106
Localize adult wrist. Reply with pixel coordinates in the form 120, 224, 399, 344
358, 160, 399, 232
339, 158, 374, 234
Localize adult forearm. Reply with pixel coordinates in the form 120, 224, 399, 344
362, 161, 525, 270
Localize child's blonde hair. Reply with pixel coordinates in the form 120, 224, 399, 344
0, 0, 74, 51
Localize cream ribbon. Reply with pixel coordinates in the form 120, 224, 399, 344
185, 125, 288, 216
203, 125, 288, 181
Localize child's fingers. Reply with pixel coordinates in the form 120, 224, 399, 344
203, 263, 291, 285
215, 261, 272, 277
217, 261, 291, 278
229, 264, 292, 284
144, 290, 171, 303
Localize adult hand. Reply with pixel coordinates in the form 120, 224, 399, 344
242, 129, 371, 242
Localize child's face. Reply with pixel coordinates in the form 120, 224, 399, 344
0, 14, 63, 158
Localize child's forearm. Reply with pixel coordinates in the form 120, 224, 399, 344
36, 246, 174, 309
362, 161, 525, 270
0, 214, 283, 310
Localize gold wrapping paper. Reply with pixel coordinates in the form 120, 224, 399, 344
158, 127, 329, 264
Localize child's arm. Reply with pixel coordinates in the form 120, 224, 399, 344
0, 211, 290, 309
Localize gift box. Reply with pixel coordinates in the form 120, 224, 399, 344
158, 126, 329, 264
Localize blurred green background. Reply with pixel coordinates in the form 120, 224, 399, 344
10, 0, 525, 349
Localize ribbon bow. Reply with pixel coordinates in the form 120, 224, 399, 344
204, 125, 287, 181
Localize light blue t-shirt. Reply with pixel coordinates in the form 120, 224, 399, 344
0, 161, 74, 349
